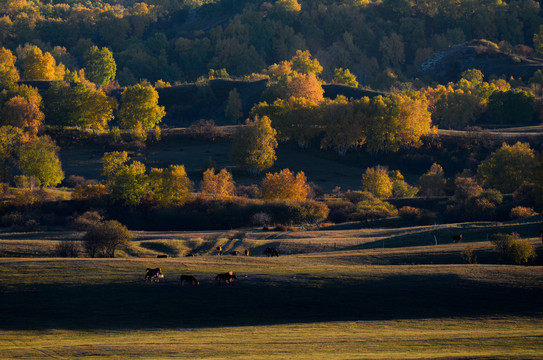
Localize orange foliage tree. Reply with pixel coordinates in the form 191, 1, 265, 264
199, 168, 235, 201
260, 168, 310, 200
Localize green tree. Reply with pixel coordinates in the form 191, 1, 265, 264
361, 166, 393, 199
290, 50, 323, 76
487, 89, 535, 124
225, 88, 242, 123
477, 142, 537, 193
333, 68, 358, 87
229, 115, 278, 173
418, 163, 446, 196
0, 47, 19, 88
17, 136, 64, 187
533, 25, 543, 55
84, 46, 116, 87
109, 160, 149, 207
118, 84, 165, 140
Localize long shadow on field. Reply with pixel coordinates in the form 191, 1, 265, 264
1, 274, 541, 330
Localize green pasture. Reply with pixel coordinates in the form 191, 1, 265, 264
0, 253, 542, 359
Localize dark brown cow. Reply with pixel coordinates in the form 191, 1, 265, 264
185, 253, 195, 257
145, 268, 164, 282
157, 254, 167, 258
230, 250, 239, 256
180, 275, 199, 287
216, 272, 237, 284
216, 246, 223, 256
452, 234, 463, 243
245, 249, 250, 256
263, 247, 279, 257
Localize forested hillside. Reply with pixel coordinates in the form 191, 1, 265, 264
2, 0, 543, 86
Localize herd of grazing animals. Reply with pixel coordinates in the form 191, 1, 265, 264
145, 247, 279, 286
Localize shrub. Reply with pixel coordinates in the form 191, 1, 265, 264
72, 211, 103, 230
491, 232, 537, 264
83, 220, 133, 258
251, 212, 271, 226
461, 245, 477, 264
55, 241, 80, 257
510, 206, 538, 219
326, 199, 357, 223
352, 193, 398, 221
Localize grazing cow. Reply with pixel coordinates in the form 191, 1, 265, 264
216, 272, 237, 284
263, 247, 279, 257
185, 253, 195, 257
230, 250, 239, 256
245, 249, 249, 256
145, 268, 164, 282
157, 254, 167, 258
216, 246, 223, 256
452, 234, 463, 243
180, 275, 199, 287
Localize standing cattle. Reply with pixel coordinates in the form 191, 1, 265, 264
180, 275, 199, 287
157, 254, 167, 258
245, 249, 250, 256
145, 268, 164, 282
216, 246, 223, 256
216, 272, 237, 284
452, 234, 463, 243
263, 247, 279, 257
230, 250, 239, 256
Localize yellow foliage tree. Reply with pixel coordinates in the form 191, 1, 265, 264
261, 168, 310, 200
361, 166, 393, 199
21, 45, 63, 81
0, 95, 43, 141
199, 168, 235, 200
149, 165, 193, 206
0, 47, 19, 88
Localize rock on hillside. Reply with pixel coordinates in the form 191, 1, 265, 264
416, 40, 543, 83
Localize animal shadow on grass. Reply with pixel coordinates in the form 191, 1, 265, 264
1, 274, 541, 330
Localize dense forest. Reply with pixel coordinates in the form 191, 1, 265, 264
0, 0, 542, 232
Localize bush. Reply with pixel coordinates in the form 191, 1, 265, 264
461, 245, 477, 264
251, 212, 271, 226
55, 241, 80, 257
352, 193, 398, 221
83, 220, 133, 258
510, 206, 538, 219
491, 232, 536, 264
326, 199, 357, 223
72, 211, 103, 230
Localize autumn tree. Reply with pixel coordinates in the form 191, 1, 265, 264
83, 46, 116, 87
0, 47, 19, 88
0, 125, 23, 182
390, 170, 418, 198
118, 84, 165, 140
418, 163, 446, 197
149, 165, 193, 206
20, 45, 63, 81
0, 95, 43, 141
17, 136, 64, 187
225, 88, 242, 122
361, 166, 393, 199
285, 73, 324, 102
333, 68, 358, 87
199, 168, 235, 200
477, 142, 538, 193
229, 115, 278, 173
260, 168, 309, 200
102, 151, 148, 206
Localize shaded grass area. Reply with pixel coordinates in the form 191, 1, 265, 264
1, 258, 541, 330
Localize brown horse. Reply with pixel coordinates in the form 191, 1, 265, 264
180, 275, 199, 287
230, 250, 239, 256
216, 272, 237, 284
157, 254, 167, 258
540, 230, 543, 243
452, 234, 463, 243
216, 246, 223, 256
145, 268, 164, 282
245, 249, 249, 256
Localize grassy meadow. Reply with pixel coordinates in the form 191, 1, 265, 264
1, 223, 542, 359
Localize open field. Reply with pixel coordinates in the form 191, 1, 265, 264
1, 235, 543, 359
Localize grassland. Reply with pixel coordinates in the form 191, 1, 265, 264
0, 224, 542, 359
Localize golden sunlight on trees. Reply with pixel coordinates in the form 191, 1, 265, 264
0, 125, 23, 182
118, 84, 165, 140
20, 45, 64, 80
477, 142, 538, 193
0, 47, 19, 88
361, 166, 393, 199
290, 50, 322, 76
199, 168, 235, 201
285, 73, 324, 102
229, 115, 278, 173
149, 165, 193, 207
17, 136, 64, 187
0, 95, 43, 141
260, 168, 309, 200
333, 68, 358, 87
